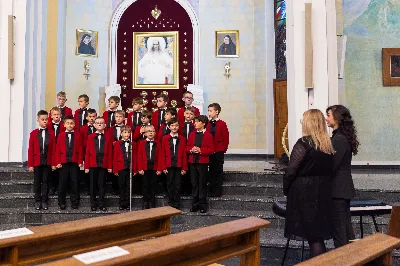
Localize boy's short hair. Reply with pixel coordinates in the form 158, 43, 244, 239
120, 125, 131, 133
145, 124, 155, 132
57, 91, 66, 98
208, 103, 221, 114
157, 93, 169, 102
108, 96, 121, 103
63, 116, 75, 123
132, 97, 144, 105
94, 116, 105, 123
78, 94, 89, 102
183, 91, 193, 97
115, 110, 125, 117
141, 110, 152, 119
195, 115, 208, 127
165, 107, 177, 116
50, 107, 60, 113
37, 110, 48, 118
167, 117, 179, 126
87, 108, 97, 115
184, 107, 196, 114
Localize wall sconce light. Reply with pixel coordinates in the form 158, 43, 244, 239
224, 62, 231, 79
83, 60, 90, 80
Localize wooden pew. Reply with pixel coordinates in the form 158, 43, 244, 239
0, 206, 181, 266
296, 233, 400, 266
43, 216, 270, 266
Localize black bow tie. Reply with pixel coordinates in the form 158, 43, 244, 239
123, 140, 130, 144
81, 108, 87, 112
148, 140, 154, 143
66, 132, 73, 135
53, 122, 59, 125
210, 120, 217, 125
172, 136, 178, 140
115, 125, 120, 127
185, 121, 192, 124
135, 111, 141, 114
89, 125, 94, 128
40, 128, 47, 132
196, 131, 203, 135
96, 133, 103, 136
110, 111, 115, 114
159, 108, 165, 111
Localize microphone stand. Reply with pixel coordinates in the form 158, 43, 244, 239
129, 129, 133, 212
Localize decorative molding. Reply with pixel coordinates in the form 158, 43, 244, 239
108, 0, 200, 86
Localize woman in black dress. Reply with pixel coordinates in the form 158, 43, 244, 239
326, 105, 359, 248
283, 109, 335, 258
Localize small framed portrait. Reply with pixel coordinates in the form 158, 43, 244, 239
133, 31, 179, 89
382, 48, 400, 86
76, 29, 98, 57
216, 30, 239, 58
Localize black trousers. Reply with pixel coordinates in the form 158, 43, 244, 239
142, 170, 156, 205
50, 168, 60, 191
332, 198, 355, 248
33, 165, 51, 202
89, 168, 106, 207
58, 163, 79, 206
191, 163, 208, 209
166, 167, 182, 207
118, 169, 131, 208
209, 151, 224, 196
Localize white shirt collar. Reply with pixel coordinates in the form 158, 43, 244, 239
211, 118, 219, 121
66, 130, 74, 133
57, 105, 65, 109
197, 129, 206, 133
96, 130, 104, 134
146, 138, 155, 142
52, 120, 61, 124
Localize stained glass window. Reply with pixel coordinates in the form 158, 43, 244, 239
275, 0, 287, 78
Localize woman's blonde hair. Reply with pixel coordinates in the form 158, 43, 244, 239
302, 109, 335, 154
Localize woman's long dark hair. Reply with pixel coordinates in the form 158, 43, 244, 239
327, 105, 360, 155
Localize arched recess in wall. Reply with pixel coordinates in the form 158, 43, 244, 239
109, 0, 200, 109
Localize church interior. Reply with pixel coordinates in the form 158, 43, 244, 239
0, 0, 399, 265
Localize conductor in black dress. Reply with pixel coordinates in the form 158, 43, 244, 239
326, 105, 359, 248
283, 109, 335, 258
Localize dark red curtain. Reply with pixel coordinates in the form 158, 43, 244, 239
117, 0, 193, 110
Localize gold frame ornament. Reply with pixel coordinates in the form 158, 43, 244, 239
133, 31, 179, 89
215, 30, 239, 58
75, 29, 98, 57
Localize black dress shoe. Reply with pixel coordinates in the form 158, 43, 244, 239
190, 206, 199, 212
91, 206, 97, 211
42, 202, 48, 210
200, 208, 208, 214
59, 204, 66, 210
35, 202, 42, 210
99, 206, 107, 211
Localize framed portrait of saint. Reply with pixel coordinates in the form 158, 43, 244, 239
133, 31, 179, 89
216, 30, 239, 58
382, 48, 400, 86
76, 29, 98, 57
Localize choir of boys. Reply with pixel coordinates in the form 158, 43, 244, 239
27, 92, 229, 214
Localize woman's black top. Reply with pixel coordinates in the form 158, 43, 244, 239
283, 137, 334, 242
331, 130, 356, 199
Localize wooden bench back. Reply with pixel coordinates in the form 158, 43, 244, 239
296, 233, 400, 266
388, 206, 400, 239
0, 206, 181, 266
43, 216, 270, 266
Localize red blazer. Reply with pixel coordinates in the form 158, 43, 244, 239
186, 131, 215, 164
137, 139, 161, 171
133, 124, 150, 142
46, 120, 65, 139
49, 106, 73, 119
151, 108, 167, 132
53, 131, 83, 165
157, 123, 183, 143
159, 135, 188, 171
126, 111, 142, 129
103, 110, 118, 128
79, 123, 95, 156
113, 140, 137, 174
106, 124, 125, 142
206, 120, 230, 153
181, 120, 195, 140
74, 108, 89, 130
84, 133, 113, 170
28, 129, 55, 167
177, 106, 200, 125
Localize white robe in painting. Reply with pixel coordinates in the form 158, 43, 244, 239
138, 37, 173, 85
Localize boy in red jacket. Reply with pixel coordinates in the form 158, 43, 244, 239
159, 118, 187, 209
137, 125, 161, 209
54, 116, 83, 210
28, 110, 55, 211
49, 91, 73, 120
127, 97, 143, 131
177, 91, 200, 125
74, 94, 90, 130
103, 96, 120, 128
152, 93, 168, 132
187, 115, 214, 213
133, 110, 152, 142
113, 126, 137, 210
181, 107, 196, 196
84, 117, 112, 211
157, 107, 179, 143
207, 103, 230, 197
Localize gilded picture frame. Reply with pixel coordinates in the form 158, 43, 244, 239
382, 48, 400, 86
216, 30, 239, 58
76, 29, 98, 57
133, 31, 179, 89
